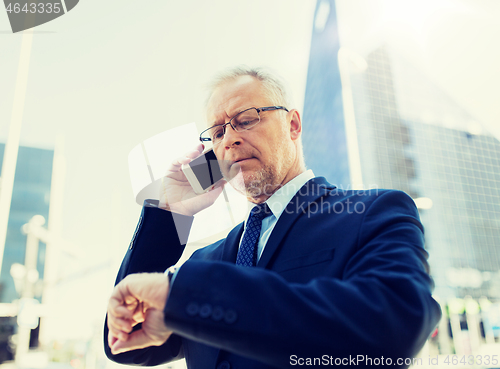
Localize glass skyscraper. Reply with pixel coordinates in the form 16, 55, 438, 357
0, 144, 54, 304
350, 46, 500, 300
302, 2, 500, 301
302, 0, 348, 187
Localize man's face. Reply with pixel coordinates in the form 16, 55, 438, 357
206, 76, 302, 202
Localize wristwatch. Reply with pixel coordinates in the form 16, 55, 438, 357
165, 265, 178, 284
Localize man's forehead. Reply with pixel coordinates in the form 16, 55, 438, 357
206, 76, 267, 126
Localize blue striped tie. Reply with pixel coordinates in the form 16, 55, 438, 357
236, 203, 270, 267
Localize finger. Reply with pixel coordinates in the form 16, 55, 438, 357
110, 329, 164, 355
215, 178, 227, 188
108, 334, 118, 348
174, 152, 199, 166
192, 142, 204, 155
132, 310, 146, 323
108, 302, 134, 320
108, 294, 123, 311
185, 145, 204, 159
108, 325, 130, 343
166, 156, 191, 173
108, 316, 133, 333
167, 145, 205, 172
124, 294, 141, 306
108, 313, 134, 335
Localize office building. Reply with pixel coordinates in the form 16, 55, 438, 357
0, 144, 54, 303
301, 2, 500, 300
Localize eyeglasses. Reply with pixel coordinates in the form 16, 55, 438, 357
199, 106, 289, 145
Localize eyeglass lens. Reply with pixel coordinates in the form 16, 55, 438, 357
209, 108, 260, 144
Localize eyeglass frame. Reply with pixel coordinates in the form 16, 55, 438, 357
199, 106, 289, 144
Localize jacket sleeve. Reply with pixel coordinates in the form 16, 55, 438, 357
103, 201, 194, 366
162, 190, 442, 368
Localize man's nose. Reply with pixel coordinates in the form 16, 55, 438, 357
222, 124, 242, 148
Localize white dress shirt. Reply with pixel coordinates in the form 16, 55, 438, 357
239, 170, 315, 261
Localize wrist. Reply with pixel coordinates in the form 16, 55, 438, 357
156, 273, 171, 311
158, 200, 172, 211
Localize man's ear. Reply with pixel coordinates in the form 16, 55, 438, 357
289, 110, 302, 141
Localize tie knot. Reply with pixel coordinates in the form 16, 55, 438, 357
249, 202, 270, 221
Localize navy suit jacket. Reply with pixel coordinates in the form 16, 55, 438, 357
104, 177, 441, 368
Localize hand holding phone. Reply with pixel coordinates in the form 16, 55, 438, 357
158, 144, 225, 216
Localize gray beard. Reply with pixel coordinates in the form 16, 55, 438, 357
229, 164, 279, 200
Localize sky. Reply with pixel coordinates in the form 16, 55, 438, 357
1, 0, 499, 343
336, 0, 500, 140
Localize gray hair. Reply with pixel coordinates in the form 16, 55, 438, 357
205, 66, 294, 109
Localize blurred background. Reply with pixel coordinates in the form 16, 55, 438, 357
1, 0, 499, 368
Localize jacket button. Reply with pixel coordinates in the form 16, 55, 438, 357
224, 309, 237, 324
212, 306, 224, 321
217, 361, 231, 369
199, 304, 212, 318
186, 302, 199, 316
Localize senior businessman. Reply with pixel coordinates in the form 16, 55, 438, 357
105, 66, 441, 368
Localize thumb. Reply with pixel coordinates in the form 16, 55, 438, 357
110, 309, 171, 355
110, 329, 156, 354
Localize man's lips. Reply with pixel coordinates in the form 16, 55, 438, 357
221, 156, 257, 175
229, 156, 255, 165
235, 158, 252, 164
225, 158, 255, 172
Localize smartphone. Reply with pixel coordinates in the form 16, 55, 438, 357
181, 149, 224, 194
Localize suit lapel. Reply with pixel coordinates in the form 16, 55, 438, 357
257, 177, 336, 269
220, 221, 244, 263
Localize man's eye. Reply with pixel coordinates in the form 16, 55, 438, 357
237, 118, 258, 127
213, 128, 224, 139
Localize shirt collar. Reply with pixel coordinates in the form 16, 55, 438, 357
245, 170, 315, 223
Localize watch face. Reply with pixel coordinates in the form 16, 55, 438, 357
166, 266, 178, 283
